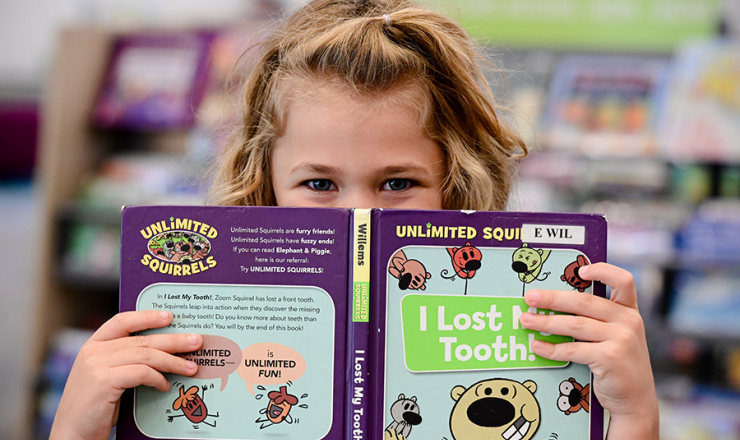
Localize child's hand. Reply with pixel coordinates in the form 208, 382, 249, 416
50, 310, 202, 440
519, 263, 659, 440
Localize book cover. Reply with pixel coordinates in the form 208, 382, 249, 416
368, 210, 607, 440
540, 55, 669, 157
656, 39, 740, 162
119, 207, 606, 440
92, 32, 212, 131
118, 205, 350, 440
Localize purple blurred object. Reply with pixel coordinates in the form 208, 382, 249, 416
92, 32, 212, 131
0, 101, 38, 179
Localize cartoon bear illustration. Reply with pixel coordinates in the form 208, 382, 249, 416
385, 394, 422, 438
449, 378, 540, 440
561, 255, 592, 292
557, 378, 590, 415
388, 250, 431, 291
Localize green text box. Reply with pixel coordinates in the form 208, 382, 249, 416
401, 294, 572, 372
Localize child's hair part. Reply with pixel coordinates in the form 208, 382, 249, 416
209, 0, 526, 211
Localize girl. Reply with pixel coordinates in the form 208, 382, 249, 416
50, 0, 658, 439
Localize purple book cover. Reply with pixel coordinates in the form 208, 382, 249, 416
118, 205, 350, 440
92, 32, 212, 131
369, 210, 607, 440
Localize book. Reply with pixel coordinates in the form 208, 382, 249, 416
92, 32, 212, 131
656, 39, 740, 163
118, 206, 607, 440
540, 54, 669, 158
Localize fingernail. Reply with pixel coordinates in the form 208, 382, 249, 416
187, 334, 199, 345
160, 311, 171, 320
186, 360, 197, 370
531, 339, 543, 350
525, 290, 539, 304
520, 313, 533, 324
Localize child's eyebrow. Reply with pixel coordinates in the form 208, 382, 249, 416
289, 163, 340, 175
380, 164, 434, 175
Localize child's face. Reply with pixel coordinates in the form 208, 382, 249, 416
271, 83, 444, 210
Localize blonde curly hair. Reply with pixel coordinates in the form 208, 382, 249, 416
208, 0, 526, 211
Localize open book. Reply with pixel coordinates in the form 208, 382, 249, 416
118, 206, 606, 440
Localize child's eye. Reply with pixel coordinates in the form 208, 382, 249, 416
383, 179, 412, 191
304, 179, 336, 191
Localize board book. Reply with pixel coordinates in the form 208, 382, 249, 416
118, 206, 607, 440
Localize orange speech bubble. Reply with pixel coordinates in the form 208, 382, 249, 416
179, 335, 241, 391
237, 343, 306, 394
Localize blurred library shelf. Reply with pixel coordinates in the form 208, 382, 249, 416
30, 24, 266, 439
26, 0, 740, 439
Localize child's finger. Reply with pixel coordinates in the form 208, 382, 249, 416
112, 364, 177, 392
529, 339, 598, 366
102, 332, 202, 356
91, 311, 173, 342
524, 289, 618, 323
519, 312, 612, 342
577, 263, 638, 309
108, 347, 199, 377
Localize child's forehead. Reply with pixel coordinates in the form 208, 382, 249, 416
282, 73, 425, 106
277, 74, 430, 122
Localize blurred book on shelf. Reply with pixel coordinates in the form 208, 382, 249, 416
77, 152, 207, 210
668, 271, 740, 339
517, 152, 674, 202
540, 55, 670, 157
667, 202, 740, 340
92, 32, 213, 131
34, 329, 94, 439
657, 39, 740, 163
659, 395, 740, 440
57, 152, 208, 284
580, 199, 685, 263
61, 221, 120, 281
675, 200, 740, 265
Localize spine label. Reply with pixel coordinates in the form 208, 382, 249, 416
352, 209, 371, 322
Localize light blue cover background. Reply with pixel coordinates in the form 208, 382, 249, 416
135, 283, 336, 439
384, 245, 593, 440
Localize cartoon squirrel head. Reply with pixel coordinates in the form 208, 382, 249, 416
561, 255, 592, 292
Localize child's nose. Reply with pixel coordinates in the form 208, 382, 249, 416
339, 190, 380, 209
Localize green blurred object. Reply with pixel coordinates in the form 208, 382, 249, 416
720, 166, 740, 198
672, 164, 712, 204
432, 0, 721, 52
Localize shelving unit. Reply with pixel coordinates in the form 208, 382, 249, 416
29, 28, 195, 439
500, 41, 740, 436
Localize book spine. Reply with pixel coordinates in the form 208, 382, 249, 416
346, 209, 371, 440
